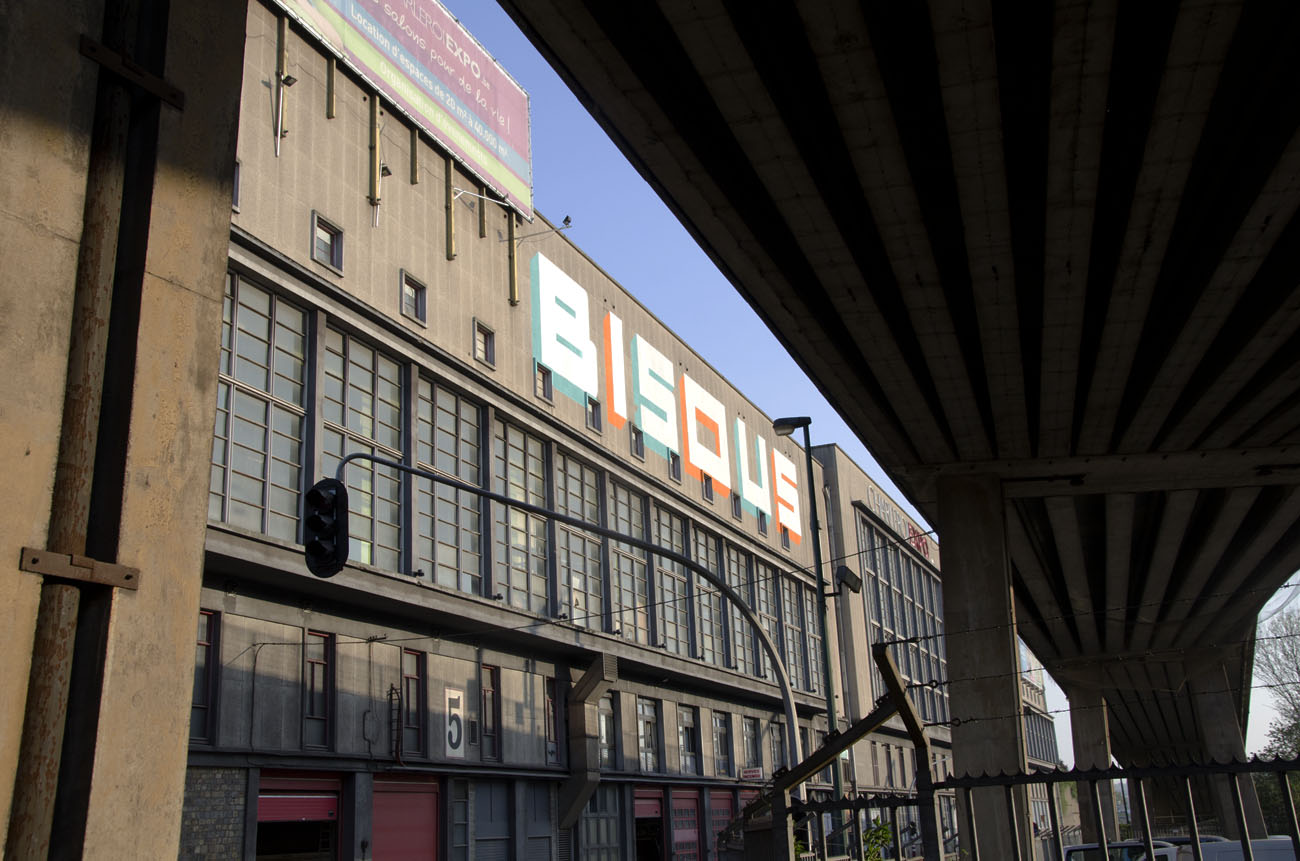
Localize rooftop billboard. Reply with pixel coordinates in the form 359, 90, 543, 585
276, 0, 533, 218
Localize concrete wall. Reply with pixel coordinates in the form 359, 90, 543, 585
2, 0, 247, 855
0, 0, 99, 842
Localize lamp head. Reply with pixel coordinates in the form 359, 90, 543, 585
772, 415, 812, 437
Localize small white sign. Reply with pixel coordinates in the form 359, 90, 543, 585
445, 688, 465, 759
740, 767, 764, 781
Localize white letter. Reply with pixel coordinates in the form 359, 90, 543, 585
631, 335, 677, 455
604, 312, 628, 428
680, 373, 731, 494
531, 253, 597, 402
772, 447, 803, 543
733, 418, 772, 517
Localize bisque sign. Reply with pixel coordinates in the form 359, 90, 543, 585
530, 253, 804, 543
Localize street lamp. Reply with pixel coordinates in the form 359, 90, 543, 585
772, 415, 847, 854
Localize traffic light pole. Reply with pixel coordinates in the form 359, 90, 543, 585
314, 452, 806, 858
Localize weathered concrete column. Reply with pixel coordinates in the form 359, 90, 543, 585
1067, 685, 1117, 842
1189, 663, 1265, 839
936, 474, 1031, 858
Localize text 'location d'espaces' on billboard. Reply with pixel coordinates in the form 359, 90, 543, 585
277, 0, 532, 218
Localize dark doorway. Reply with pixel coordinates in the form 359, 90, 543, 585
635, 815, 665, 861
255, 819, 336, 860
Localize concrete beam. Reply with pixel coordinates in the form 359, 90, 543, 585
1189, 664, 1265, 839
558, 655, 617, 828
1068, 685, 1117, 843
936, 475, 1031, 858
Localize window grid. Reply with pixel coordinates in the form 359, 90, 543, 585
653, 506, 689, 656
754, 561, 781, 679
415, 380, 482, 593
400, 270, 426, 323
492, 420, 549, 613
712, 711, 732, 776
535, 362, 553, 401
191, 611, 217, 742
770, 719, 786, 771
402, 649, 425, 756
781, 578, 807, 691
693, 528, 724, 667
545, 677, 560, 763
304, 631, 333, 749
598, 693, 617, 769
481, 664, 500, 760
637, 697, 660, 772
743, 716, 761, 769
556, 453, 602, 628
474, 321, 495, 366
611, 482, 650, 644
678, 705, 700, 775
804, 585, 823, 695
858, 518, 948, 723
209, 273, 307, 543
726, 545, 755, 675
321, 328, 403, 570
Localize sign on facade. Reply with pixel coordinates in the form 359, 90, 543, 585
274, 0, 533, 217
445, 688, 465, 758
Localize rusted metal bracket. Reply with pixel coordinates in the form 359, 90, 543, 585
20, 547, 140, 590
79, 35, 185, 111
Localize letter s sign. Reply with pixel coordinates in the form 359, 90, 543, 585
445, 688, 465, 759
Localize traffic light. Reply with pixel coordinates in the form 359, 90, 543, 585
303, 478, 349, 578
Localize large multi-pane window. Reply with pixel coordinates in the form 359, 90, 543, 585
637, 697, 660, 772
859, 517, 948, 722
210, 273, 307, 541
804, 585, 823, 695
780, 577, 807, 691
556, 453, 602, 628
610, 482, 650, 643
321, 328, 403, 569
304, 630, 333, 749
726, 545, 754, 674
415, 381, 482, 593
693, 528, 724, 666
492, 420, 549, 613
653, 506, 689, 656
754, 561, 781, 678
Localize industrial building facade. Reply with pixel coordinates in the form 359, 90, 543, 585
175, 3, 966, 858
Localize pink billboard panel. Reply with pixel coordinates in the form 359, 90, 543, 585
276, 0, 532, 217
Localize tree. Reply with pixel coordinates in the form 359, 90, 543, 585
1252, 606, 1300, 832
1255, 606, 1300, 745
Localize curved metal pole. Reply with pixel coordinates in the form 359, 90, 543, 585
332, 452, 805, 766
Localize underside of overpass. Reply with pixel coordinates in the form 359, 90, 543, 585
500, 0, 1300, 778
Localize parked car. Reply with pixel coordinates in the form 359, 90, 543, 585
1064, 841, 1178, 861
1176, 837, 1297, 860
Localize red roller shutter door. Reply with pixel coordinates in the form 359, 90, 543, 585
373, 781, 439, 860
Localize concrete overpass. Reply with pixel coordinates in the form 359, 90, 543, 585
500, 0, 1300, 847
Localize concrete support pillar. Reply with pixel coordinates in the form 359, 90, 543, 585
1189, 664, 1266, 839
1068, 685, 1117, 842
936, 475, 1030, 859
